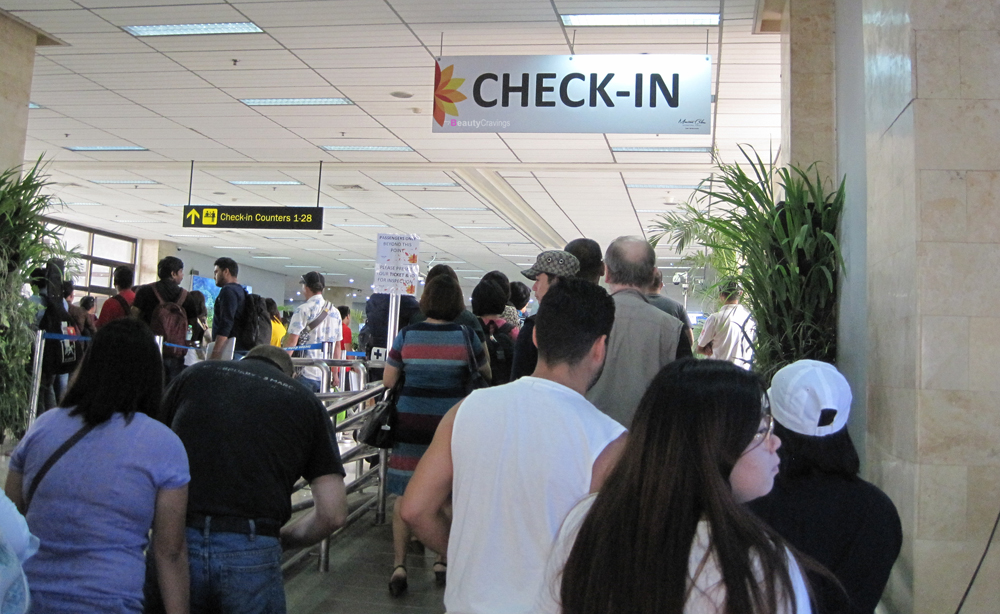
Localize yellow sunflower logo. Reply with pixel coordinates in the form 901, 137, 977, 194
434, 62, 467, 127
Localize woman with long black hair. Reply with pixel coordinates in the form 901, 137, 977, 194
547, 358, 812, 614
5, 318, 190, 614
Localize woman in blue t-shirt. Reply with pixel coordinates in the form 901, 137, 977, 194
6, 319, 190, 614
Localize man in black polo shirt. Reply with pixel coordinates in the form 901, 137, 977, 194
155, 345, 347, 613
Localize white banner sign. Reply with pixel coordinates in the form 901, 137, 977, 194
432, 54, 712, 134
373, 233, 420, 295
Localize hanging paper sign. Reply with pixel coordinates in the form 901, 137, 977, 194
432, 54, 712, 134
374, 233, 420, 295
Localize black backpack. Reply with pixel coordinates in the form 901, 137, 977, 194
482, 319, 515, 386
231, 289, 271, 352
37, 259, 81, 376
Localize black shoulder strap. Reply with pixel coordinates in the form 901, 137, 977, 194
111, 293, 129, 313
25, 422, 96, 512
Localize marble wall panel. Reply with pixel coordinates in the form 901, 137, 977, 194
913, 539, 980, 614
0, 13, 37, 173
917, 389, 1000, 465
910, 0, 1000, 31
917, 464, 967, 539
918, 169, 966, 242
914, 99, 1000, 171
863, 0, 916, 135
968, 317, 1000, 391
965, 171, 1000, 242
915, 30, 961, 99
960, 30, 1000, 99
917, 242, 1000, 316
869, 384, 918, 462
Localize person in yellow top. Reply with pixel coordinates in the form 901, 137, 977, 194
265, 298, 287, 347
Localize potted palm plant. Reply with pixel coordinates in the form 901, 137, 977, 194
0, 161, 64, 439
648, 146, 845, 381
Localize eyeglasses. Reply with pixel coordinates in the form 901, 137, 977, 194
744, 414, 774, 453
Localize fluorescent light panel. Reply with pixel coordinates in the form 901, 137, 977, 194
626, 184, 700, 189
321, 145, 411, 151
422, 207, 488, 211
337, 258, 375, 262
454, 226, 512, 230
560, 14, 720, 27
251, 256, 291, 260
229, 180, 301, 185
28, 102, 41, 109
613, 147, 712, 153
90, 179, 158, 185
380, 182, 459, 187
66, 146, 147, 152
242, 98, 352, 106
122, 22, 263, 36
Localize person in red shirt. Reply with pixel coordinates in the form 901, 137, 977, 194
96, 265, 135, 329
337, 305, 352, 353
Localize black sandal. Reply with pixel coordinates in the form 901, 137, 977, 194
389, 564, 408, 597
433, 561, 447, 587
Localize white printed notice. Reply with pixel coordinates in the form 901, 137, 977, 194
373, 233, 420, 295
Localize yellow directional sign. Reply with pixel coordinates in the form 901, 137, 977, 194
182, 205, 323, 230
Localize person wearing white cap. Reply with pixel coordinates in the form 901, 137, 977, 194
748, 360, 902, 614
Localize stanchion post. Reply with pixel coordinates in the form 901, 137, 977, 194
154, 335, 164, 356
375, 447, 388, 524
27, 330, 45, 429
318, 537, 330, 572
386, 293, 400, 357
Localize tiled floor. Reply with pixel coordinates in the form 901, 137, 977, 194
283, 495, 445, 614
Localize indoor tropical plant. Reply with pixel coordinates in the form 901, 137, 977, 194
648, 146, 845, 381
0, 160, 63, 437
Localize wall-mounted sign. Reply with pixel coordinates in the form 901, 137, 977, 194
182, 205, 323, 230
432, 54, 712, 134
374, 233, 420, 295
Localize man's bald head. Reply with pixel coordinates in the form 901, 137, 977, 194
605, 235, 656, 289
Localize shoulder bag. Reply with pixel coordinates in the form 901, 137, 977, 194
24, 422, 95, 512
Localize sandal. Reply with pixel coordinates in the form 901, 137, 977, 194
389, 564, 408, 597
433, 561, 447, 587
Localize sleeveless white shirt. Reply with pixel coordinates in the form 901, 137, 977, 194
445, 377, 626, 614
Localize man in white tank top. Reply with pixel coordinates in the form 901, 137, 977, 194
400, 278, 628, 614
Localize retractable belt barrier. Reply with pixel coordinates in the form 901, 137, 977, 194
27, 331, 96, 428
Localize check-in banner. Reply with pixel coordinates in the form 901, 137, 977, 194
432, 55, 712, 134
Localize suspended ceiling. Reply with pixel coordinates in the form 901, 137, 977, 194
4, 0, 781, 292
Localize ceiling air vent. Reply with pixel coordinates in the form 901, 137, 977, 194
386, 213, 417, 219
330, 184, 365, 191
425, 234, 453, 239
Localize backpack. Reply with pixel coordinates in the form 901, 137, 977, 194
38, 259, 80, 376
231, 289, 271, 352
149, 284, 188, 358
481, 319, 515, 386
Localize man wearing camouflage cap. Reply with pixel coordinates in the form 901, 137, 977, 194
509, 250, 580, 381
586, 236, 691, 426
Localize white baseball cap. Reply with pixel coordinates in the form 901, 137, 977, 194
767, 360, 852, 437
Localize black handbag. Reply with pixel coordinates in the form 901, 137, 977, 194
461, 325, 490, 395
359, 374, 402, 448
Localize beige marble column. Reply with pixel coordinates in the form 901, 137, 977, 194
781, 0, 837, 174
0, 11, 37, 174
861, 0, 1000, 612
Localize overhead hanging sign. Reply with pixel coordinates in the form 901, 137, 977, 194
431, 54, 712, 134
182, 205, 323, 230
374, 233, 420, 295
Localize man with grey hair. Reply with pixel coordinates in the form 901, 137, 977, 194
586, 236, 691, 426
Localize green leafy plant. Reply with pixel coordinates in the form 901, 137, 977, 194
648, 146, 845, 380
0, 161, 64, 437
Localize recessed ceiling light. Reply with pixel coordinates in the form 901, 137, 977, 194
390, 91, 414, 99
334, 224, 387, 228
65, 146, 148, 152
380, 182, 460, 187
61, 202, 102, 207
241, 98, 353, 106
422, 207, 488, 211
613, 147, 712, 153
28, 102, 42, 109
251, 256, 291, 259
213, 246, 259, 250
321, 145, 413, 152
560, 14, 720, 27
122, 22, 263, 37
90, 179, 158, 185
626, 184, 700, 189
229, 180, 301, 185
454, 226, 512, 230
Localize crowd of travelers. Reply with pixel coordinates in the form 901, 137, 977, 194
6, 235, 901, 614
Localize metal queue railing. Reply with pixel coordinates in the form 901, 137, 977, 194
25, 331, 392, 574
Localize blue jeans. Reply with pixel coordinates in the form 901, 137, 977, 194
187, 525, 285, 614
298, 376, 321, 393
